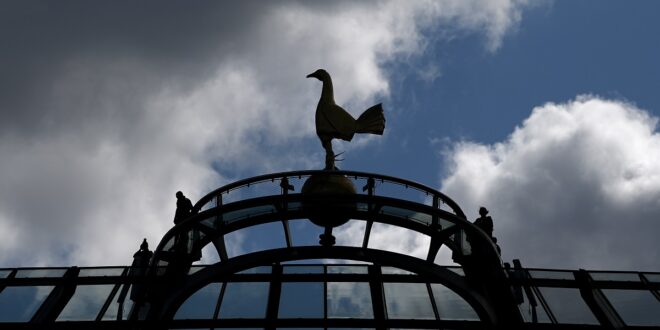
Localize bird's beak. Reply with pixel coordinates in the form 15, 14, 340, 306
306, 73, 315, 78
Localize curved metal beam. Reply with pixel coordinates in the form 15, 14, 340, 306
152, 194, 494, 268
155, 246, 497, 326
192, 170, 466, 218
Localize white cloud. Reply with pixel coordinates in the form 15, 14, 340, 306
339, 96, 660, 271
0, 1, 534, 266
441, 96, 660, 270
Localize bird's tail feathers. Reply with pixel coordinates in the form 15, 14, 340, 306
356, 103, 385, 135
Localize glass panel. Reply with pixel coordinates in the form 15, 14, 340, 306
225, 222, 286, 258
219, 282, 269, 318
188, 265, 205, 275
517, 287, 551, 323
383, 283, 435, 319
289, 218, 322, 246
199, 195, 217, 212
602, 289, 660, 326
381, 206, 432, 225
101, 284, 134, 321
201, 217, 218, 229
367, 223, 430, 258
223, 204, 277, 224
0, 270, 12, 278
381, 267, 414, 275
446, 267, 465, 276
238, 266, 272, 274
279, 282, 324, 318
409, 212, 433, 225
15, 268, 67, 278
57, 285, 114, 321
174, 283, 221, 319
430, 284, 478, 320
528, 270, 575, 280
287, 201, 303, 211
327, 265, 368, 274
335, 221, 367, 248
644, 273, 660, 283
438, 220, 456, 231
78, 267, 125, 277
327, 282, 373, 318
283, 265, 324, 274
0, 286, 54, 322
590, 272, 640, 282
538, 287, 598, 324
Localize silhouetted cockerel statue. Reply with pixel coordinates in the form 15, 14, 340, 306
307, 69, 385, 169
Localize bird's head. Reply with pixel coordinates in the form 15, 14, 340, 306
306, 69, 330, 81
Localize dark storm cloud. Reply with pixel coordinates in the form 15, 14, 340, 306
0, 1, 270, 133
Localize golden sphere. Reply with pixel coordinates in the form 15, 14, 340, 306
301, 173, 357, 228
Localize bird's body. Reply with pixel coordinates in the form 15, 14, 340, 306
307, 69, 385, 169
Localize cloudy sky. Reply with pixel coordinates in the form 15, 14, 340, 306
2, 1, 660, 272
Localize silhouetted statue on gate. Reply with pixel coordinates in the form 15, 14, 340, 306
474, 206, 494, 238
174, 191, 193, 225
129, 239, 153, 302
307, 69, 385, 170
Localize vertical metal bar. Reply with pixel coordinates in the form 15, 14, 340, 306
324, 264, 328, 330
368, 265, 387, 330
426, 282, 441, 322
526, 269, 558, 324
213, 282, 227, 323
215, 193, 223, 230
426, 196, 444, 262
280, 177, 293, 248
575, 269, 625, 329
265, 264, 283, 330
115, 267, 131, 321
362, 177, 375, 248
432, 194, 439, 226
513, 260, 537, 323
213, 192, 229, 262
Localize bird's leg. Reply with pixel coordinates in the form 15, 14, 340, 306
321, 138, 335, 170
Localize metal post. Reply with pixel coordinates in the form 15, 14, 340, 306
212, 193, 230, 261
575, 269, 625, 329
280, 177, 294, 248
368, 265, 387, 330
265, 264, 283, 330
362, 177, 376, 248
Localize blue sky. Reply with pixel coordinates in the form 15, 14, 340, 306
346, 1, 660, 179
1, 1, 660, 271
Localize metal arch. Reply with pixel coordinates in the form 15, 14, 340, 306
192, 170, 467, 218
151, 193, 497, 269
155, 245, 498, 326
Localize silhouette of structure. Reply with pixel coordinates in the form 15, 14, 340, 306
307, 69, 385, 169
0, 83, 658, 329
1, 170, 659, 329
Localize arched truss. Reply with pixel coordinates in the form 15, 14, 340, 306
156, 246, 498, 327
153, 170, 501, 268
149, 170, 515, 326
